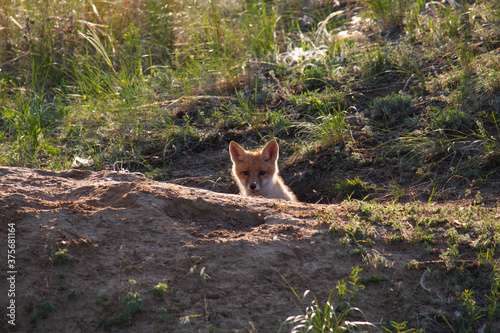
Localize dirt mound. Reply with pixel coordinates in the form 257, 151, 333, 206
0, 167, 440, 332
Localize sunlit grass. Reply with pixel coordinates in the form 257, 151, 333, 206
0, 0, 498, 199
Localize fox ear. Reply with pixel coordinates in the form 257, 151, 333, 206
262, 140, 279, 162
229, 141, 246, 163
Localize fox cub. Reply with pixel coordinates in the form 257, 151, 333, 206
229, 140, 297, 201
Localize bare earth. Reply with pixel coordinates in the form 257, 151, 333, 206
0, 167, 457, 332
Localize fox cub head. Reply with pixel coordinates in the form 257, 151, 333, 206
229, 140, 279, 195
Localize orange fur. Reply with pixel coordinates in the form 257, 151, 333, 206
229, 140, 297, 201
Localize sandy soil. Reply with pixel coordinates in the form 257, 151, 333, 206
1, 167, 451, 332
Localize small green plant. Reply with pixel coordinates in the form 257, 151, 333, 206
280, 266, 371, 332
67, 290, 77, 300
199, 267, 209, 285
363, 250, 391, 269
413, 226, 436, 244
189, 265, 210, 285
369, 93, 412, 120
350, 246, 369, 256
485, 262, 500, 321
440, 244, 460, 269
100, 280, 144, 328
360, 46, 401, 81
445, 228, 470, 246
458, 289, 482, 331
348, 266, 365, 300
316, 209, 336, 226
292, 90, 349, 117
295, 108, 348, 148
382, 320, 416, 332
429, 107, 472, 132
282, 288, 351, 333
362, 0, 412, 30
335, 266, 367, 303
151, 282, 168, 297
302, 65, 327, 90
406, 259, 420, 269
51, 248, 74, 265
335, 278, 349, 302
157, 307, 168, 321
345, 220, 375, 244
31, 300, 56, 324
96, 292, 108, 304
389, 234, 404, 244
334, 177, 370, 200
474, 112, 500, 165
179, 314, 202, 327
387, 182, 406, 201
283, 285, 376, 333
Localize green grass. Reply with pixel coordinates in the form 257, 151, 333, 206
280, 266, 374, 333
361, 0, 412, 31
30, 300, 56, 324
312, 200, 500, 332
1, 0, 499, 193
369, 93, 412, 120
333, 176, 371, 200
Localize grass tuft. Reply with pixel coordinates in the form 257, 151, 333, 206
51, 248, 74, 265
30, 300, 56, 324
100, 280, 144, 328
333, 176, 370, 200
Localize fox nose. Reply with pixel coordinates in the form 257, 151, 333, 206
250, 183, 257, 190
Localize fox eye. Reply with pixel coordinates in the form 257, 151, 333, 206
243, 171, 250, 176
259, 171, 266, 176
